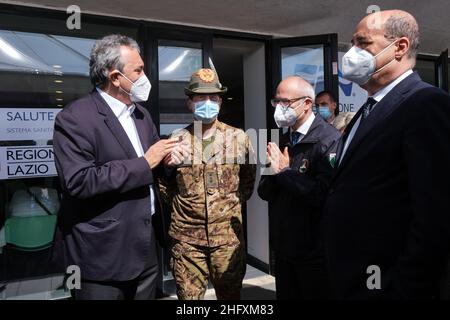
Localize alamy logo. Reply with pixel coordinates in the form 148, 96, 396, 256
66, 5, 81, 30
366, 265, 381, 290
366, 5, 382, 30
66, 265, 81, 290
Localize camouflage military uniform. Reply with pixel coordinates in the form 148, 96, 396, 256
159, 121, 256, 300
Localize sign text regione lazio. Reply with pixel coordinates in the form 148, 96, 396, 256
0, 108, 62, 141
0, 108, 60, 180
0, 146, 57, 179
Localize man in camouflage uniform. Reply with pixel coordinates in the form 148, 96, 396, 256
159, 68, 256, 300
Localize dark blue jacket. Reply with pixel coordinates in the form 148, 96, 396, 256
323, 72, 450, 299
258, 115, 340, 262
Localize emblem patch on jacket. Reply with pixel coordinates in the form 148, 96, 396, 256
299, 159, 309, 173
328, 153, 337, 168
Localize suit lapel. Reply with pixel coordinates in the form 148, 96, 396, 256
334, 72, 422, 177
335, 106, 364, 164
132, 106, 152, 151
91, 91, 138, 159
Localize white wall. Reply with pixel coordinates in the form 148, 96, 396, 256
243, 44, 270, 265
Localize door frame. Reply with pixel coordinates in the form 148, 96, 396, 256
143, 27, 213, 128
435, 49, 449, 91
417, 52, 449, 91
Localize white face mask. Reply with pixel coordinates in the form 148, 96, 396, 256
342, 40, 398, 85
118, 72, 152, 102
274, 103, 303, 128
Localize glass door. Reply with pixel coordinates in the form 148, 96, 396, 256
157, 40, 203, 137
269, 34, 339, 130
0, 29, 96, 300
145, 29, 212, 135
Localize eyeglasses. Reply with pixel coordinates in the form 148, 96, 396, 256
271, 96, 310, 108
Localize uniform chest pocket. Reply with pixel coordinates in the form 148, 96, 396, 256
175, 166, 202, 197
218, 163, 240, 193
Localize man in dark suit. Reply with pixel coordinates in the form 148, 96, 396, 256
258, 76, 340, 299
324, 10, 450, 299
52, 35, 177, 300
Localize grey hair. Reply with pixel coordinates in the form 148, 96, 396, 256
301, 80, 316, 104
384, 15, 420, 59
89, 34, 140, 86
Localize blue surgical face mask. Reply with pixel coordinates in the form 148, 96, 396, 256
193, 100, 219, 124
318, 106, 332, 121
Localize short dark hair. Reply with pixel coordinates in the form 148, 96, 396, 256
316, 90, 336, 103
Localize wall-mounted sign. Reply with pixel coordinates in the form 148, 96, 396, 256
0, 108, 62, 141
0, 146, 57, 179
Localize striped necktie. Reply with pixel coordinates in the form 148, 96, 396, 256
291, 131, 302, 145
360, 97, 377, 123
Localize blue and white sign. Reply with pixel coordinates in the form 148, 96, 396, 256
0, 146, 57, 180
0, 108, 62, 141
281, 47, 325, 94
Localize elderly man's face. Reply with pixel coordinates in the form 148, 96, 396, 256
275, 82, 312, 119
351, 17, 397, 75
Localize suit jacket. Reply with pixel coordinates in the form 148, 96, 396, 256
258, 115, 340, 262
52, 90, 165, 282
323, 72, 450, 299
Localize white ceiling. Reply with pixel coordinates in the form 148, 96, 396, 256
1, 0, 449, 55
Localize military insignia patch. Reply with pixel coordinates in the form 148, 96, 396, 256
197, 68, 215, 83
299, 159, 309, 173
205, 170, 219, 188
328, 153, 337, 168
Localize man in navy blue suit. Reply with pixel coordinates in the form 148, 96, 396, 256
52, 35, 178, 300
324, 10, 450, 299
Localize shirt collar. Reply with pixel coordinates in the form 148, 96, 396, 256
371, 69, 413, 102
96, 87, 135, 118
293, 112, 315, 136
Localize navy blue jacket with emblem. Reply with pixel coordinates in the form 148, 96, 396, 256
258, 115, 340, 262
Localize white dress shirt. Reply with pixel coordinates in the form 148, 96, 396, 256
339, 69, 413, 165
97, 88, 155, 215
291, 113, 315, 144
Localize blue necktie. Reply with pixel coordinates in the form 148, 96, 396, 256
291, 131, 302, 145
